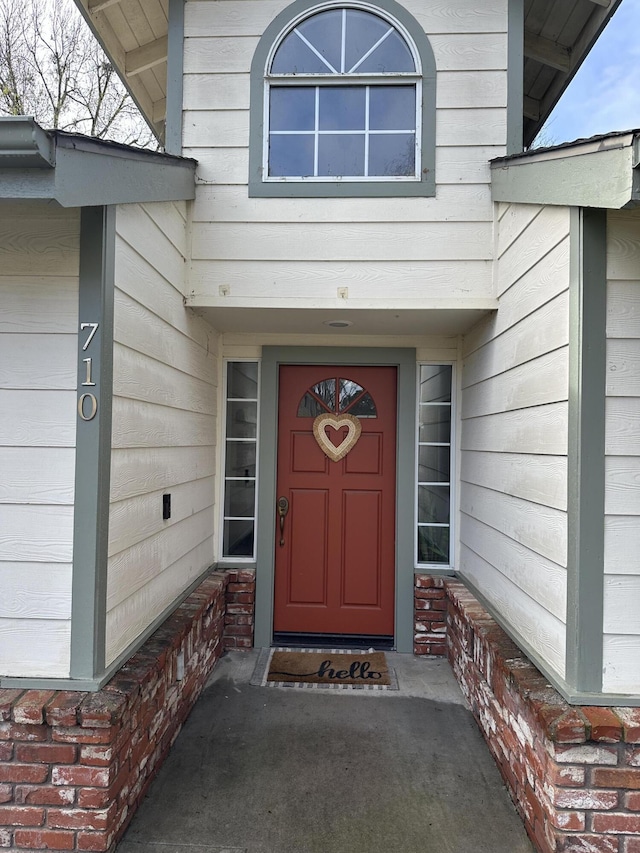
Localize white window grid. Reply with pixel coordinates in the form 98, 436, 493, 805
415, 364, 455, 568
219, 360, 260, 562
268, 83, 419, 179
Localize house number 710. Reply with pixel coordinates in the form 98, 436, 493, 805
78, 322, 99, 421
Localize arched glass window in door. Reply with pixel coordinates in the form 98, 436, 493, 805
297, 376, 377, 418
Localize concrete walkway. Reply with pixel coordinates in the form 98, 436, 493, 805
117, 650, 533, 853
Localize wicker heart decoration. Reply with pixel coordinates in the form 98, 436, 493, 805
313, 413, 362, 462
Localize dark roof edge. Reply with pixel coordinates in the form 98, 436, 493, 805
51, 127, 195, 166
493, 127, 640, 165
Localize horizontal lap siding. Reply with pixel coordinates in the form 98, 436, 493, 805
460, 204, 571, 680
603, 209, 640, 694
0, 203, 79, 678
183, 0, 507, 309
107, 202, 219, 666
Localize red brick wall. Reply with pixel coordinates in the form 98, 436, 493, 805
441, 577, 640, 853
223, 569, 256, 650
0, 568, 256, 851
414, 574, 448, 655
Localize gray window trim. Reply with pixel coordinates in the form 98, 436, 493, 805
248, 0, 436, 198
254, 347, 416, 652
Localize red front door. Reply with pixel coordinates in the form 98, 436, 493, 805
274, 365, 397, 637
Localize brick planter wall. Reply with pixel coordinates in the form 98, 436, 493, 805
442, 577, 640, 853
0, 568, 255, 851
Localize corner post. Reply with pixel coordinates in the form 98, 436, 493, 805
70, 206, 116, 680
165, 0, 185, 155
566, 207, 607, 693
507, 0, 524, 155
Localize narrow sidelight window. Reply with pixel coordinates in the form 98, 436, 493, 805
222, 361, 259, 559
416, 365, 452, 565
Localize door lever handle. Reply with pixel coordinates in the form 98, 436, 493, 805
277, 496, 289, 546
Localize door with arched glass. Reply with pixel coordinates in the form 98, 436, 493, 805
274, 365, 397, 640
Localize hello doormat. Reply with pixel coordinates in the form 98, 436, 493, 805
250, 647, 397, 690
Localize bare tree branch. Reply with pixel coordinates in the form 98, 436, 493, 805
0, 0, 155, 147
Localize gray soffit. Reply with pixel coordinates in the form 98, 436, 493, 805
72, 0, 624, 153
491, 130, 640, 209
0, 117, 196, 207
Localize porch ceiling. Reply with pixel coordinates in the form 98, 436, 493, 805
193, 305, 496, 337
73, 0, 624, 149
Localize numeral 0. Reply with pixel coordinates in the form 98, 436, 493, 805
78, 393, 98, 421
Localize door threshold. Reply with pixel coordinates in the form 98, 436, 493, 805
272, 632, 394, 651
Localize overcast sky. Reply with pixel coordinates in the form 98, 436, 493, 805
539, 0, 640, 145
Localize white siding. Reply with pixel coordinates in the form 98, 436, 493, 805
107, 202, 219, 666
183, 0, 507, 310
0, 203, 79, 678
603, 208, 640, 694
459, 203, 571, 680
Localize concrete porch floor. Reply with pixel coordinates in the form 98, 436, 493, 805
116, 650, 534, 853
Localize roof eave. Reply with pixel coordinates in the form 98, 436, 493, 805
492, 131, 640, 210
0, 118, 195, 207
72, 0, 162, 144
522, 0, 625, 148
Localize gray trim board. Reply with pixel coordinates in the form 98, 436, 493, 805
165, 0, 185, 156
506, 0, 524, 156
565, 207, 607, 695
0, 118, 196, 207
492, 132, 640, 210
248, 0, 436, 198
255, 347, 416, 653
70, 206, 116, 681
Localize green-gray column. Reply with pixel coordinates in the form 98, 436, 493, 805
566, 207, 607, 694
165, 0, 185, 155
507, 0, 524, 155
70, 206, 116, 680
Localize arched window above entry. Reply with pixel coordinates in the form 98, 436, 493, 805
249, 0, 436, 198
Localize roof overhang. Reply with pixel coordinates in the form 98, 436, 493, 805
74, 0, 622, 147
0, 117, 196, 207
523, 0, 624, 147
72, 0, 625, 152
492, 130, 640, 209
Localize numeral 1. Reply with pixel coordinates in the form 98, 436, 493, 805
82, 357, 96, 387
